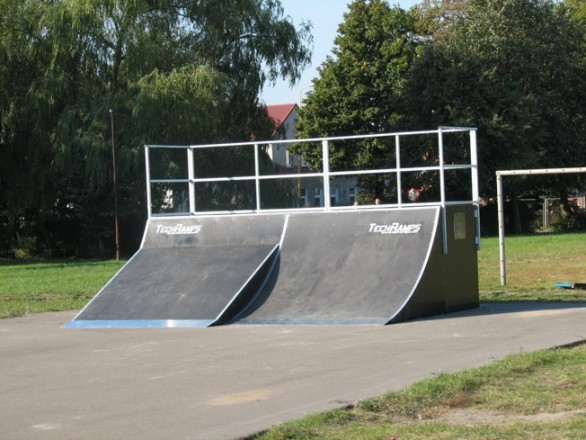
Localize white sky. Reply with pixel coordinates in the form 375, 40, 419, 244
260, 0, 420, 105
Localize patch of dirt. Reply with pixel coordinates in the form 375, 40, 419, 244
433, 407, 586, 426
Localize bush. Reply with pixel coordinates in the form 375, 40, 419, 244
550, 209, 586, 232
480, 200, 537, 236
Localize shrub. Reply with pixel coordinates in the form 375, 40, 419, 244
550, 209, 586, 232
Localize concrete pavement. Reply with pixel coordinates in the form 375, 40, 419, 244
1, 302, 585, 440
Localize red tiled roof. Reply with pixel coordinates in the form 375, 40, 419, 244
266, 103, 297, 129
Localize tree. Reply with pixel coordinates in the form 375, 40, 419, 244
404, 0, 586, 204
0, 0, 312, 257
294, 0, 420, 202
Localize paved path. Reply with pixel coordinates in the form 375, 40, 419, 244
1, 303, 585, 440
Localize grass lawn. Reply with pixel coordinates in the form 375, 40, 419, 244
255, 342, 586, 439
478, 232, 586, 302
0, 259, 125, 318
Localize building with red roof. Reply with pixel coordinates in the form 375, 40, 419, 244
265, 103, 300, 169
264, 103, 359, 207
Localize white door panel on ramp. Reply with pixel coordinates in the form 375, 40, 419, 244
233, 208, 441, 325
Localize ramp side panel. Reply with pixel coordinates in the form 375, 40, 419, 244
389, 205, 480, 323
70, 245, 277, 322
236, 208, 439, 324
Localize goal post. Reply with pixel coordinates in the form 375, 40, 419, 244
496, 167, 586, 286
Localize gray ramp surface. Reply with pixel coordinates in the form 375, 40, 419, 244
73, 246, 276, 322
236, 208, 439, 325
66, 214, 286, 328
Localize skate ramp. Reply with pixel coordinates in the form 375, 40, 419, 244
65, 207, 479, 328
233, 208, 447, 325
64, 215, 285, 328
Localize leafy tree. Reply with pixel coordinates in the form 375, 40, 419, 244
293, 0, 585, 213
294, 0, 420, 202
0, 0, 312, 257
414, 0, 468, 39
405, 0, 586, 205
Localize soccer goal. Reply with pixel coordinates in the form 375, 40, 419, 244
496, 167, 586, 286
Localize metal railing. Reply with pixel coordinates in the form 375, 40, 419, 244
145, 127, 479, 218
145, 127, 479, 253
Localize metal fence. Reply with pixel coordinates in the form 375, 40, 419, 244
145, 127, 479, 254
146, 126, 478, 216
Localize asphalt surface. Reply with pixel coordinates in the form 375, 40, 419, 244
1, 302, 585, 440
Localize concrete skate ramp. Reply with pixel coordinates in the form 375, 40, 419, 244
233, 208, 449, 325
64, 215, 285, 328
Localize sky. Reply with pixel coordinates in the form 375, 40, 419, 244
260, 0, 419, 105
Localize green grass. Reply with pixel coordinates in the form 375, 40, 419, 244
478, 232, 586, 302
0, 259, 125, 318
254, 343, 586, 440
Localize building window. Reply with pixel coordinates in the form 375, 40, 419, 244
300, 188, 307, 207
285, 148, 294, 168
314, 188, 322, 207
330, 189, 338, 206
349, 188, 356, 204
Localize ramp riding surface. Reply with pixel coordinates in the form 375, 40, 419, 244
65, 215, 284, 328
234, 208, 444, 325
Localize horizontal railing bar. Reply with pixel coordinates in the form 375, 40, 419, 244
150, 179, 190, 184
496, 167, 586, 176
149, 199, 480, 218
145, 127, 475, 151
150, 164, 478, 185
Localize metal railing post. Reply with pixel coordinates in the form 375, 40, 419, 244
254, 143, 261, 212
395, 135, 402, 207
437, 128, 448, 254
322, 139, 331, 210
469, 129, 480, 249
187, 147, 196, 214
144, 146, 152, 218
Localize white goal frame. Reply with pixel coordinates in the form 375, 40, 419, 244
496, 167, 586, 286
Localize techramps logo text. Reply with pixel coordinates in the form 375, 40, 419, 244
155, 224, 202, 235
368, 222, 421, 235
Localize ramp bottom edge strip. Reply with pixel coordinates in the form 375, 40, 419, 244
62, 319, 214, 329
235, 317, 389, 326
